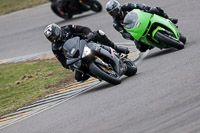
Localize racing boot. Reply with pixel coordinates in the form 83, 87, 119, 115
114, 45, 130, 54
163, 12, 178, 24
169, 18, 178, 24
150, 7, 178, 25
162, 12, 178, 24
94, 30, 130, 54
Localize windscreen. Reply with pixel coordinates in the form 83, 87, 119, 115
63, 37, 80, 58
123, 10, 138, 29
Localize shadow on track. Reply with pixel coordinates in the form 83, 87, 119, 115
145, 48, 178, 60
133, 48, 181, 66
84, 73, 139, 95
55, 12, 97, 25
133, 50, 149, 65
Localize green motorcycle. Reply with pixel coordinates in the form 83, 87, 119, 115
124, 9, 186, 50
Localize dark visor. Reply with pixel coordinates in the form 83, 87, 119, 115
47, 32, 57, 42
108, 8, 119, 17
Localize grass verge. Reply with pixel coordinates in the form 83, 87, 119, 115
0, 0, 49, 16
0, 59, 74, 117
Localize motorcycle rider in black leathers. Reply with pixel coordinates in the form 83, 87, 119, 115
44, 23, 129, 82
106, 0, 178, 53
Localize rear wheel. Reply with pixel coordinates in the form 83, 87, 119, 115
89, 62, 121, 85
155, 31, 184, 50
90, 0, 102, 12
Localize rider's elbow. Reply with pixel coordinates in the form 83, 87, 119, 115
122, 33, 134, 40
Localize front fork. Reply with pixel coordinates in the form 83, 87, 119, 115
152, 26, 180, 42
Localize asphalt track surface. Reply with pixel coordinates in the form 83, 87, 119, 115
1, 0, 200, 133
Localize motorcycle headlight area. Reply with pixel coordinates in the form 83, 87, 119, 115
82, 46, 91, 58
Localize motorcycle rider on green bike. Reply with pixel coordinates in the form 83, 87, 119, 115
106, 0, 178, 52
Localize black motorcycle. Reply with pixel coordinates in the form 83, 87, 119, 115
63, 37, 137, 85
49, 0, 102, 19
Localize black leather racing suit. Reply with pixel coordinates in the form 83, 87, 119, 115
52, 25, 115, 82
112, 3, 169, 52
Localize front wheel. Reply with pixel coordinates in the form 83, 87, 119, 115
155, 31, 184, 50
51, 4, 63, 18
124, 61, 137, 77
89, 62, 121, 85
50, 4, 73, 19
90, 0, 102, 12
179, 32, 187, 44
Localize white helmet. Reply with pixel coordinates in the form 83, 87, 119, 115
44, 23, 63, 43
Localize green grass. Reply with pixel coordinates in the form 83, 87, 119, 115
0, 0, 49, 16
0, 59, 73, 117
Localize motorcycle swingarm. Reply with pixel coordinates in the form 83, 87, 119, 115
90, 45, 121, 74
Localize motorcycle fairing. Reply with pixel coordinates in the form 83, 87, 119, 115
63, 37, 80, 58
124, 9, 152, 40
124, 9, 180, 49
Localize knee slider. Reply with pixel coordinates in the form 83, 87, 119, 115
150, 7, 160, 14
97, 30, 105, 37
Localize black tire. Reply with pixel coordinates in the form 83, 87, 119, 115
63, 14, 73, 19
51, 4, 64, 18
155, 31, 184, 50
179, 32, 187, 44
124, 61, 137, 77
89, 62, 121, 85
90, 0, 102, 12
51, 4, 73, 19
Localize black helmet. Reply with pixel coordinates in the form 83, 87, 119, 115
106, 0, 121, 17
44, 23, 63, 43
